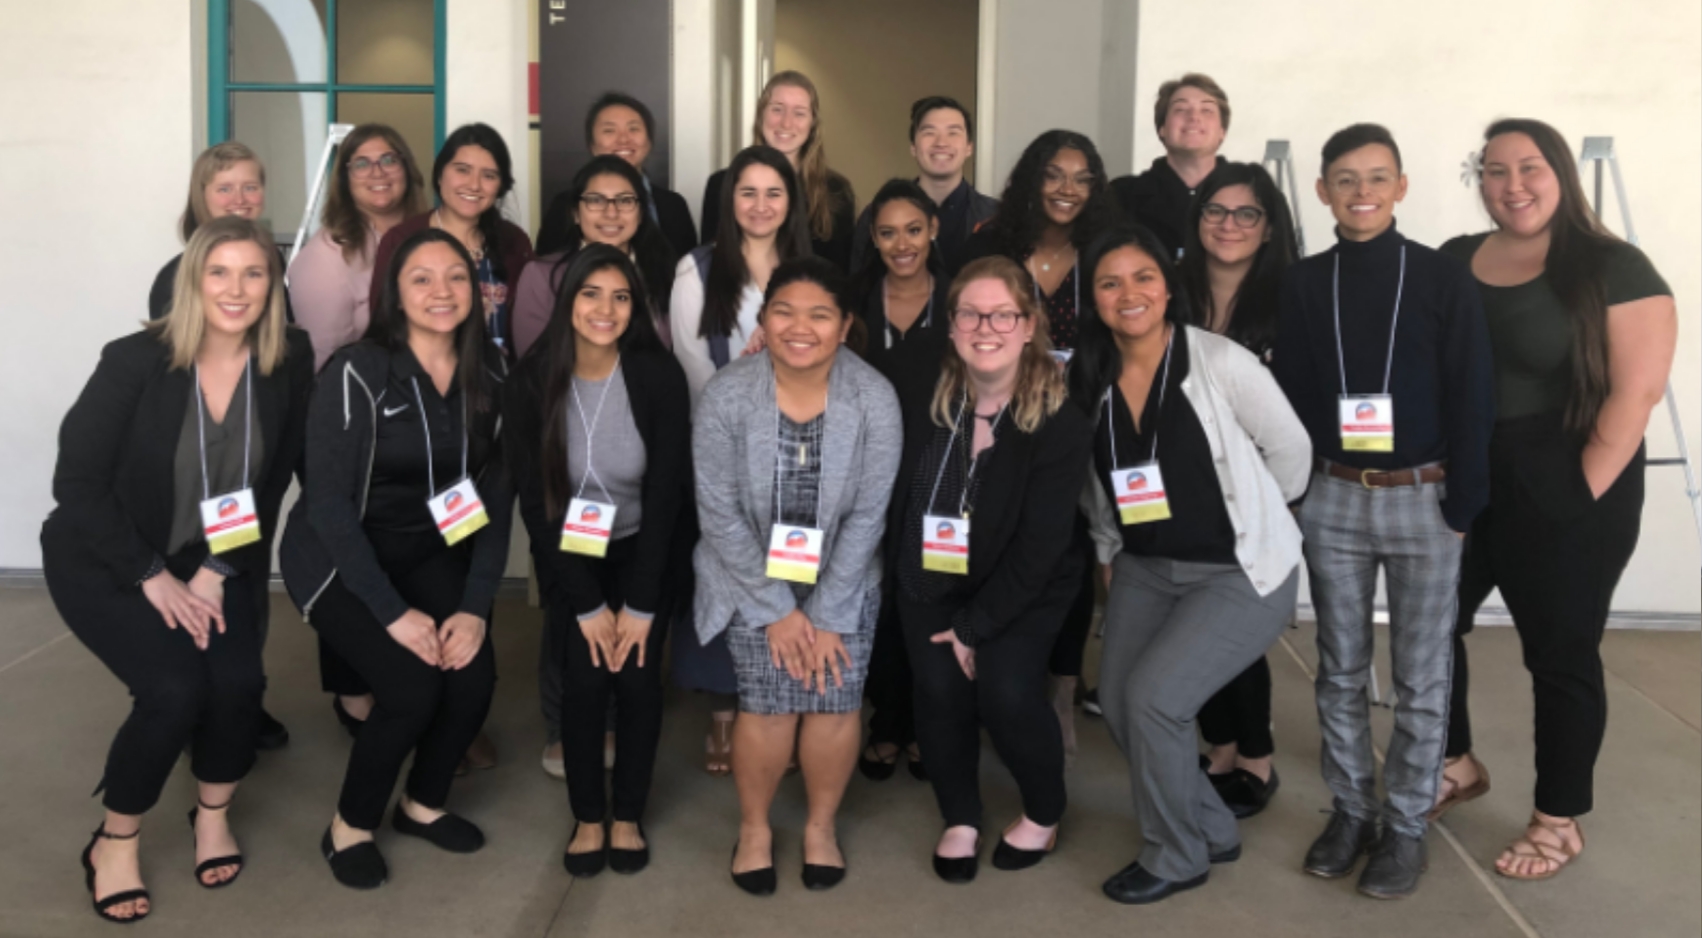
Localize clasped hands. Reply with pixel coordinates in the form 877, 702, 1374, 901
387, 608, 486, 670
766, 609, 852, 696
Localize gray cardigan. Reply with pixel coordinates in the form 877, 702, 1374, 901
692, 349, 902, 641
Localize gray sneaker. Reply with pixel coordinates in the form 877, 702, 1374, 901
1357, 827, 1428, 899
1303, 811, 1378, 878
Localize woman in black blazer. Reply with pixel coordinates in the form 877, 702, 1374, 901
505, 246, 692, 877
886, 256, 1091, 884
43, 216, 312, 924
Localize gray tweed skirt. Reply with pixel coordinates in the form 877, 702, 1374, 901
724, 587, 879, 715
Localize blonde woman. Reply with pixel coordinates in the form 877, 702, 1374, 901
44, 216, 313, 922
149, 142, 279, 322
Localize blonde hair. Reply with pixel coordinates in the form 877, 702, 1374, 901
180, 142, 266, 243
149, 216, 290, 375
751, 71, 843, 243
930, 257, 1067, 434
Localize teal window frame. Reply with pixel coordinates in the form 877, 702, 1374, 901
206, 0, 446, 150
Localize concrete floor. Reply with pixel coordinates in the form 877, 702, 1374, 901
1, 583, 1696, 938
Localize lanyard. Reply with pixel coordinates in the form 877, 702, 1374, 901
193, 359, 254, 500
882, 275, 935, 350
1331, 245, 1405, 396
926, 390, 1005, 520
411, 377, 470, 498
1103, 326, 1174, 469
569, 359, 620, 502
772, 392, 828, 529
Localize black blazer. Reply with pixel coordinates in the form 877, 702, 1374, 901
699, 168, 857, 271
884, 334, 1093, 645
42, 328, 314, 585
503, 345, 693, 619
536, 182, 698, 259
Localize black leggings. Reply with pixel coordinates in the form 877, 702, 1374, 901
44, 542, 263, 816
900, 569, 1075, 830
863, 591, 915, 748
1196, 656, 1275, 758
310, 529, 496, 831
1446, 415, 1644, 818
1046, 519, 1097, 679
550, 535, 672, 824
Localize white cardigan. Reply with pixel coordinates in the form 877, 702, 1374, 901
1081, 325, 1312, 596
668, 253, 764, 409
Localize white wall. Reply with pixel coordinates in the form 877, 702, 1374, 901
1136, 0, 1702, 614
446, 0, 532, 235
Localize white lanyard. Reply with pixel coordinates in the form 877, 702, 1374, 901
1331, 245, 1405, 397
925, 390, 1005, 520
773, 393, 828, 529
410, 377, 470, 498
882, 275, 935, 350
194, 359, 253, 500
1103, 326, 1175, 469
569, 359, 620, 502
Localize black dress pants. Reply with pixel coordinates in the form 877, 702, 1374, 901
1046, 518, 1097, 678
310, 528, 496, 830
1447, 414, 1644, 817
551, 535, 673, 824
1196, 656, 1275, 758
863, 590, 915, 748
44, 540, 263, 816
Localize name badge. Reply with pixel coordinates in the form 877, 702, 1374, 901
200, 488, 261, 554
1115, 462, 1172, 525
766, 525, 824, 584
922, 514, 970, 575
1049, 349, 1074, 366
560, 497, 617, 557
1340, 394, 1395, 452
427, 477, 489, 546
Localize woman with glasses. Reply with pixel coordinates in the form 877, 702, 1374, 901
1175, 162, 1299, 819
885, 256, 1090, 883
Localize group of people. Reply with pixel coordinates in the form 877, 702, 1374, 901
44, 68, 1677, 926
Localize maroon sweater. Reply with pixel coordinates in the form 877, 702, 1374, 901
368, 212, 535, 355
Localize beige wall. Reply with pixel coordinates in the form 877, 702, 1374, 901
774, 0, 979, 211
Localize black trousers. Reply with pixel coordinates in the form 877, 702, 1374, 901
44, 540, 263, 816
310, 528, 496, 830
550, 535, 673, 823
1196, 656, 1275, 758
899, 567, 1075, 831
863, 590, 915, 748
1047, 518, 1097, 678
1446, 415, 1644, 817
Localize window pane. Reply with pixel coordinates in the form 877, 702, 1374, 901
231, 91, 329, 243
231, 0, 329, 84
338, 0, 435, 86
336, 93, 437, 183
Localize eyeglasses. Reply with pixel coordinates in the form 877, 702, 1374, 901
580, 193, 641, 214
1201, 203, 1265, 228
1327, 172, 1400, 194
1043, 168, 1096, 191
951, 308, 1027, 334
348, 153, 401, 177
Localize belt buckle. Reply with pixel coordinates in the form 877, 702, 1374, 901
1359, 468, 1385, 490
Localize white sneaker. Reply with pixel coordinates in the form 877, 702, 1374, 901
541, 742, 565, 779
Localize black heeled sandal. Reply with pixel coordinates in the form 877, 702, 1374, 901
80, 826, 150, 924
187, 797, 244, 888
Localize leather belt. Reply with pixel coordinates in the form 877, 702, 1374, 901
1314, 457, 1446, 489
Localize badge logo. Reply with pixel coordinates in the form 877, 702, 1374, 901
936, 521, 956, 540
445, 491, 463, 512
1355, 401, 1377, 421
785, 529, 808, 548
1125, 470, 1147, 492
217, 496, 240, 518
581, 504, 601, 523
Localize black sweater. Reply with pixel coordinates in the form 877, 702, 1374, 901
1271, 223, 1494, 531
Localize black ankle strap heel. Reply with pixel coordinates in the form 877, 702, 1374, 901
187, 797, 244, 889
81, 826, 150, 924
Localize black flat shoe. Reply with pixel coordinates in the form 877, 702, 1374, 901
331, 697, 365, 739
187, 797, 243, 889
256, 708, 290, 751
1102, 860, 1208, 905
801, 863, 846, 890
391, 805, 484, 853
858, 744, 899, 781
730, 841, 776, 896
991, 828, 1057, 871
82, 826, 150, 924
321, 827, 387, 890
563, 823, 608, 877
933, 830, 981, 884
1219, 767, 1280, 820
608, 823, 648, 875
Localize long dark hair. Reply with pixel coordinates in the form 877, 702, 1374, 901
1179, 162, 1297, 357
322, 123, 428, 264
524, 245, 663, 521
851, 178, 946, 308
365, 228, 493, 414
1067, 224, 1189, 413
760, 255, 865, 356
432, 123, 518, 284
981, 130, 1119, 259
1478, 118, 1615, 437
548, 155, 678, 322
702, 146, 813, 339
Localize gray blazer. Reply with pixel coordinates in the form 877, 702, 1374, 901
692, 349, 902, 641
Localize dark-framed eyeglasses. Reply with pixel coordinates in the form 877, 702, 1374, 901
348, 152, 401, 177
1201, 203, 1265, 228
951, 308, 1027, 334
580, 193, 641, 214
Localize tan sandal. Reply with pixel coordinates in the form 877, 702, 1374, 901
705, 716, 734, 777
1495, 814, 1584, 881
1427, 753, 1491, 821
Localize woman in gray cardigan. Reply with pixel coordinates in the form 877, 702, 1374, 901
693, 257, 902, 896
1070, 226, 1311, 905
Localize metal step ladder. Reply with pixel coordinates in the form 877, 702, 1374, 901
1262, 140, 1307, 256
285, 123, 356, 282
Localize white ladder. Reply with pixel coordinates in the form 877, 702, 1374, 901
1262, 139, 1307, 256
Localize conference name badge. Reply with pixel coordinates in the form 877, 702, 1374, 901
1116, 462, 1172, 525
427, 477, 489, 546
560, 498, 617, 557
921, 514, 970, 575
199, 488, 261, 554
766, 525, 824, 584
1339, 394, 1395, 452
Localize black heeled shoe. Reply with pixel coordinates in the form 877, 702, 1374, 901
321, 826, 387, 889
391, 804, 484, 853
800, 838, 846, 891
187, 797, 244, 888
255, 708, 290, 750
991, 825, 1058, 871
607, 822, 649, 875
932, 830, 981, 884
730, 841, 776, 896
858, 743, 899, 781
81, 826, 150, 924
331, 697, 365, 738
563, 823, 608, 878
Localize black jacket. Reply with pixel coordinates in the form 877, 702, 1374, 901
278, 340, 513, 626
503, 346, 693, 619
536, 182, 699, 259
884, 331, 1092, 645
42, 328, 314, 585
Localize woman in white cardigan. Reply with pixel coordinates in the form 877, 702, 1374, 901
1070, 225, 1311, 906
